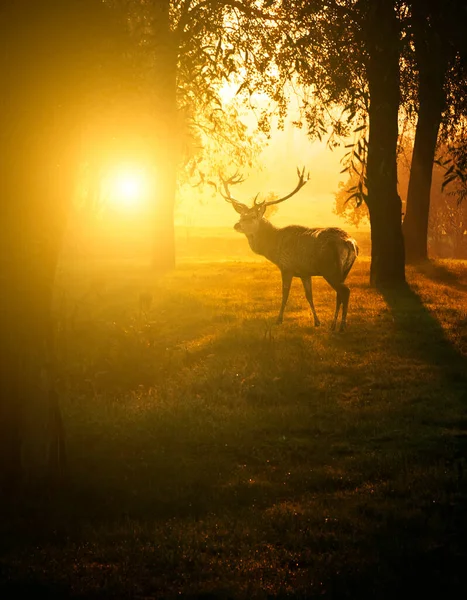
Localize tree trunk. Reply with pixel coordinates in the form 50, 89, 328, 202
0, 310, 22, 496
0, 0, 127, 494
368, 199, 406, 286
0, 2, 78, 493
153, 154, 177, 270
0, 220, 66, 495
150, 1, 179, 271
363, 0, 406, 287
403, 22, 447, 263
403, 83, 444, 263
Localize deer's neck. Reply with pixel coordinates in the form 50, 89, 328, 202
245, 219, 280, 263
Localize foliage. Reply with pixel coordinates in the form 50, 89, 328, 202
436, 133, 467, 203
430, 156, 467, 257
409, 0, 467, 191
112, 0, 282, 178
272, 1, 409, 285
430, 191, 467, 257
337, 139, 467, 256
333, 177, 369, 229
281, 1, 467, 215
276, 1, 378, 145
262, 192, 281, 218
180, 102, 265, 190
338, 124, 369, 207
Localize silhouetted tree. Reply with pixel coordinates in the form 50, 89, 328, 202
336, 142, 467, 258
0, 0, 127, 493
114, 0, 277, 270
428, 154, 467, 257
403, 0, 467, 263
280, 0, 405, 286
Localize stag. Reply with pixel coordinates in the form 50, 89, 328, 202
220, 168, 358, 331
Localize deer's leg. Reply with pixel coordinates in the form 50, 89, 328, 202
300, 276, 320, 327
331, 291, 342, 332
277, 271, 293, 324
339, 284, 351, 332
324, 278, 350, 332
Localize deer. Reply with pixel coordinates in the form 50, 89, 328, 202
220, 168, 359, 332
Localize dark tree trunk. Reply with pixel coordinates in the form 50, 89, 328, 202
0, 307, 22, 496
364, 0, 406, 287
0, 0, 124, 493
403, 12, 448, 263
367, 199, 406, 286
403, 80, 444, 263
0, 207, 66, 494
0, 54, 73, 492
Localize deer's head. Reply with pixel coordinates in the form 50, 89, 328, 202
219, 168, 309, 235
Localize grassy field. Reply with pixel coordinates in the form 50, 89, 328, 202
1, 250, 467, 599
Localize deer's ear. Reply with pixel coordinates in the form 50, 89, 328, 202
231, 200, 248, 214
257, 204, 266, 217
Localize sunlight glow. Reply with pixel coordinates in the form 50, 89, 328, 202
105, 166, 150, 211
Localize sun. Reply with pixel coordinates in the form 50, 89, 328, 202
105, 166, 149, 210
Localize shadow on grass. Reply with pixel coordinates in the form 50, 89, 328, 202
314, 282, 467, 598
3, 277, 467, 598
381, 281, 467, 385
0, 579, 73, 600
413, 259, 467, 292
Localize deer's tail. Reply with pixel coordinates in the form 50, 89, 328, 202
349, 238, 359, 257
341, 238, 359, 281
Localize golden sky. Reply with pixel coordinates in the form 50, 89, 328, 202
176, 116, 359, 231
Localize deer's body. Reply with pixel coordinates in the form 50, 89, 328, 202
221, 168, 358, 331
242, 220, 357, 279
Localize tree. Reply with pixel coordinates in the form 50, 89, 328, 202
428, 154, 467, 258
363, 1, 406, 285
0, 1, 128, 492
280, 0, 406, 286
323, 1, 467, 264
334, 177, 370, 229
115, 0, 277, 270
337, 141, 467, 258
402, 0, 467, 263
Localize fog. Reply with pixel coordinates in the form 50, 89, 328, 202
176, 115, 362, 231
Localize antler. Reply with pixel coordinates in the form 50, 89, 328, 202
257, 167, 309, 208
220, 167, 309, 213
219, 171, 249, 214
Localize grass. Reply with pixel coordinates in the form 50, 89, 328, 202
1, 251, 467, 598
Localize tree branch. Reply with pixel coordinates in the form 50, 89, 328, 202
175, 0, 277, 39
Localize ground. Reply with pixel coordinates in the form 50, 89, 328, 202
1, 243, 467, 598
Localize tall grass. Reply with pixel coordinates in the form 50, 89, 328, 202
1, 255, 467, 598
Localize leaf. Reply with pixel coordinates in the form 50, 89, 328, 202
442, 174, 457, 190
344, 192, 360, 204
444, 164, 455, 177
353, 151, 364, 163
235, 82, 247, 96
